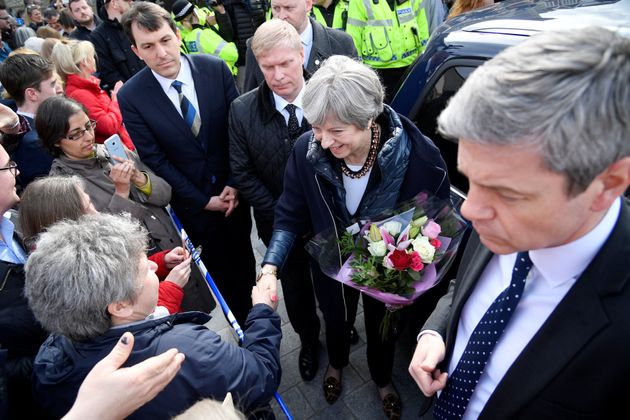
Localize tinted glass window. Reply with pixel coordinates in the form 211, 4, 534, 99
413, 65, 476, 192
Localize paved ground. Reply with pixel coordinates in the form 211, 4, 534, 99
205, 227, 432, 419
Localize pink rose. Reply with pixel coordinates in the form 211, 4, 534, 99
422, 220, 441, 239
409, 252, 424, 272
429, 238, 442, 249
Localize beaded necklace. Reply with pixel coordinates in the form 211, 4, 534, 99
340, 122, 380, 179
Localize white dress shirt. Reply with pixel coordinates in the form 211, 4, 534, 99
449, 198, 621, 419
152, 57, 200, 119
273, 87, 305, 125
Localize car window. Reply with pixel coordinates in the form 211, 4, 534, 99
412, 64, 480, 192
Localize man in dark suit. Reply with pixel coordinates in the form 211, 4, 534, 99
242, 0, 357, 92
408, 27, 630, 419
230, 19, 321, 381
117, 1, 256, 325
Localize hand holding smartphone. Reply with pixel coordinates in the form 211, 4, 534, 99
104, 134, 128, 165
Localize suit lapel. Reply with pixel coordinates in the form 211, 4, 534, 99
306, 19, 331, 75
480, 200, 630, 418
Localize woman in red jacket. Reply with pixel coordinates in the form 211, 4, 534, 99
51, 40, 135, 150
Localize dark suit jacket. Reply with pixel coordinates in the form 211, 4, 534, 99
10, 115, 53, 189
423, 199, 630, 419
118, 54, 239, 239
242, 17, 358, 92
117, 54, 241, 315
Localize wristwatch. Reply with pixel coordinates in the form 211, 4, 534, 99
256, 266, 277, 282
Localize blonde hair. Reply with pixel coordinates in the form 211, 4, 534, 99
51, 40, 96, 81
448, 0, 490, 18
252, 18, 302, 59
173, 393, 245, 420
37, 25, 63, 40
7, 47, 39, 57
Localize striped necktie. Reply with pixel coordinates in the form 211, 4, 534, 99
433, 252, 533, 420
172, 80, 201, 137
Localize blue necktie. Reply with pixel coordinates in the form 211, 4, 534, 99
172, 80, 201, 137
433, 252, 533, 420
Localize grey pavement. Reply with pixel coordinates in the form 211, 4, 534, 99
204, 225, 432, 419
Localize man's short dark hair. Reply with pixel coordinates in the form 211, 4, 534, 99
43, 7, 59, 20
59, 9, 75, 28
0, 54, 53, 106
121, 1, 178, 47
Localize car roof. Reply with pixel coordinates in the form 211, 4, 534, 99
392, 0, 630, 114
443, 0, 630, 50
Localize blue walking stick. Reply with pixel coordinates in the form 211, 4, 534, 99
166, 206, 293, 420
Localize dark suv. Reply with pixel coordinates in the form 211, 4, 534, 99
391, 0, 630, 192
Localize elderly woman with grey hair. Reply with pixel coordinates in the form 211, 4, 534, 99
258, 55, 450, 418
25, 213, 282, 419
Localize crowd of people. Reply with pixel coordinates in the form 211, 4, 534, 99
0, 0, 629, 418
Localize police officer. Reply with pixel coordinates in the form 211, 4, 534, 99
346, 0, 429, 102
172, 0, 239, 76
310, 0, 349, 30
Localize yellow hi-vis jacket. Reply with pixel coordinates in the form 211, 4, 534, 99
346, 0, 429, 69
180, 26, 239, 76
310, 0, 349, 30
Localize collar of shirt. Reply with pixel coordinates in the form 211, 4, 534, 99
300, 20, 313, 67
499, 196, 621, 288
0, 213, 27, 264
152, 56, 200, 118
273, 86, 306, 125
16, 110, 35, 119
152, 56, 193, 93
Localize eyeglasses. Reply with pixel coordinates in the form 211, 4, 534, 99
0, 161, 18, 177
65, 120, 97, 141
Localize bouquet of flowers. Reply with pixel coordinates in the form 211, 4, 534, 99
307, 192, 468, 338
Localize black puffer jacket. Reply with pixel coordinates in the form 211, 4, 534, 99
91, 11, 145, 92
229, 81, 310, 224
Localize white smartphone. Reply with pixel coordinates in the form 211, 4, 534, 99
104, 134, 127, 165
